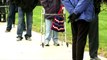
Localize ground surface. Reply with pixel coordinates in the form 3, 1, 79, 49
0, 22, 107, 60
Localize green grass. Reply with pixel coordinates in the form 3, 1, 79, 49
15, 5, 107, 57
98, 10, 107, 57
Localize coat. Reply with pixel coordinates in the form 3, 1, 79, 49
62, 0, 95, 22
15, 0, 38, 12
40, 0, 62, 19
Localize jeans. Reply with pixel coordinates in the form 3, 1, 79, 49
88, 14, 99, 58
6, 3, 16, 30
17, 7, 32, 37
45, 19, 58, 44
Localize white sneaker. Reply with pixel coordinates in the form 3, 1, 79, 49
17, 36, 23, 41
26, 37, 32, 41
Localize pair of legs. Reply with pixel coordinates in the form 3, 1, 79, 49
71, 20, 89, 60
6, 3, 18, 31
17, 7, 32, 41
0, 14, 6, 22
6, 3, 26, 32
88, 14, 100, 60
45, 19, 59, 46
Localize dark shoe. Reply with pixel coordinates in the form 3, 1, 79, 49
54, 43, 60, 46
44, 40, 49, 46
5, 29, 10, 32
16, 36, 23, 41
24, 34, 31, 41
45, 44, 49, 46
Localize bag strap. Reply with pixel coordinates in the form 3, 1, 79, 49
58, 5, 64, 14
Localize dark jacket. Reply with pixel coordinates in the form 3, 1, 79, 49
15, 0, 38, 12
40, 0, 62, 19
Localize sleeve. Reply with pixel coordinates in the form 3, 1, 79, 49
61, 0, 74, 15
73, 0, 92, 15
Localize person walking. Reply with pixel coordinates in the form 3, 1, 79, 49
40, 0, 62, 46
62, 0, 95, 60
5, 0, 26, 32
16, 0, 38, 41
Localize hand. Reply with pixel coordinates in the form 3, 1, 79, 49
68, 13, 77, 23
68, 13, 80, 23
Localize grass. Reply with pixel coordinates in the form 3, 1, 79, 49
15, 5, 107, 57
98, 10, 107, 57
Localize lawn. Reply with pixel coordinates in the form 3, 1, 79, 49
15, 5, 107, 57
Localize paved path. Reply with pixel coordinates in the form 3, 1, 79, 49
0, 22, 107, 60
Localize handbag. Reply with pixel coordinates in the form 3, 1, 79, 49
51, 5, 65, 32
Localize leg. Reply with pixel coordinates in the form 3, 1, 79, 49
3, 14, 6, 22
17, 7, 24, 40
25, 11, 33, 37
6, 3, 16, 31
23, 17, 26, 31
89, 15, 99, 59
76, 20, 89, 60
52, 30, 59, 46
71, 22, 78, 60
44, 19, 52, 45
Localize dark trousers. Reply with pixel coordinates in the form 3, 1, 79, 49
71, 20, 89, 60
6, 3, 16, 30
88, 14, 99, 58
0, 14, 6, 22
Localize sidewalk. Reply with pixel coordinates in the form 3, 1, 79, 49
0, 22, 107, 60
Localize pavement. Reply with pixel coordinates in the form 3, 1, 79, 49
0, 22, 107, 60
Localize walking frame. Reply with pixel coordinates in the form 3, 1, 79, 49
40, 7, 69, 48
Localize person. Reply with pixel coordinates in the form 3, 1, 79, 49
62, 0, 95, 60
15, 0, 38, 41
5, 0, 26, 32
0, 0, 6, 22
88, 0, 101, 60
40, 0, 62, 46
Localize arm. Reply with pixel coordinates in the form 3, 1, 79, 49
73, 0, 92, 15
61, 0, 74, 14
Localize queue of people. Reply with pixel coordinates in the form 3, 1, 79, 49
0, 0, 105, 60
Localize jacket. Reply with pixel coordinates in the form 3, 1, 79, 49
15, 0, 38, 12
62, 0, 95, 22
40, 0, 62, 19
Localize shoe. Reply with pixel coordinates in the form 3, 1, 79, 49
54, 41, 60, 46
45, 44, 50, 46
44, 40, 49, 46
5, 29, 10, 32
54, 43, 60, 46
24, 34, 31, 41
90, 57, 101, 60
17, 36, 23, 41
